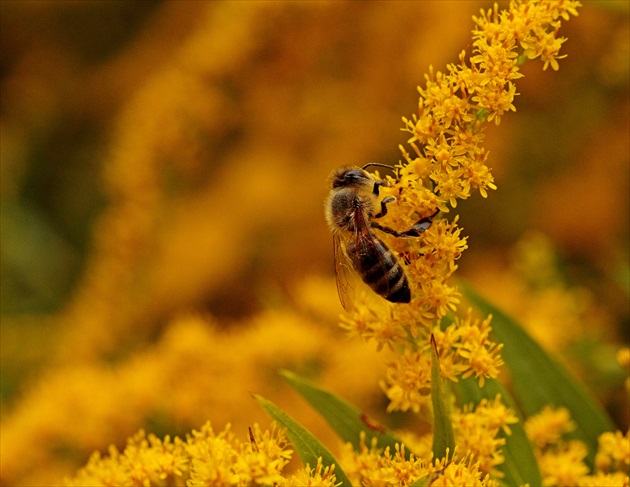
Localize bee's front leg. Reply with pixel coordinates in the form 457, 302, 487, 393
371, 178, 394, 196
373, 196, 396, 219
372, 209, 439, 238
405, 209, 439, 236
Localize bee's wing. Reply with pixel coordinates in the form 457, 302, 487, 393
333, 231, 356, 312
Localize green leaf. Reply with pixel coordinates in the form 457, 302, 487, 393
461, 282, 615, 467
408, 473, 433, 487
430, 335, 456, 460
254, 394, 352, 487
455, 376, 542, 487
280, 370, 410, 458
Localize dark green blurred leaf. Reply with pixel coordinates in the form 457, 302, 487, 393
0, 202, 78, 313
430, 335, 455, 460
254, 394, 351, 487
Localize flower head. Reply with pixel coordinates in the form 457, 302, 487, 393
525, 406, 576, 450
64, 422, 293, 487
452, 396, 519, 475
279, 457, 340, 487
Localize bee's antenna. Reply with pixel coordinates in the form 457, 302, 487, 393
362, 162, 394, 171
363, 162, 400, 183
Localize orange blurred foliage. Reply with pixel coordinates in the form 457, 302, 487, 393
1, 1, 627, 486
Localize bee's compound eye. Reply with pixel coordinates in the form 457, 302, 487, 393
331, 167, 371, 189
345, 169, 369, 182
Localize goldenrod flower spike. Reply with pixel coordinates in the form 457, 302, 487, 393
343, 0, 582, 418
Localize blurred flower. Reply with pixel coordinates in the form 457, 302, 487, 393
594, 430, 630, 475
0, 308, 388, 485
526, 406, 576, 450
526, 407, 629, 487
538, 440, 591, 486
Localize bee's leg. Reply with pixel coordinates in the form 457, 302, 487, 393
371, 179, 394, 196
373, 196, 396, 219
408, 209, 439, 235
371, 221, 405, 237
372, 209, 439, 238
363, 163, 400, 196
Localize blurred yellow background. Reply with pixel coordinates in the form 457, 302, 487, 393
1, 1, 628, 485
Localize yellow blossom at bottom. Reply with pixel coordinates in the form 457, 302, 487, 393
279, 457, 340, 487
340, 435, 428, 487
430, 454, 499, 487
64, 422, 293, 487
64, 430, 188, 487
340, 436, 499, 487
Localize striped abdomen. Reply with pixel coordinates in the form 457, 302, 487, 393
347, 233, 411, 303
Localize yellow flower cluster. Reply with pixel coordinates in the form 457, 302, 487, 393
379, 348, 433, 414
338, 397, 517, 484
538, 440, 591, 487
281, 457, 340, 487
451, 396, 519, 475
341, 1, 581, 422
433, 310, 504, 387
186, 423, 292, 487
428, 455, 499, 487
341, 433, 499, 487
377, 311, 504, 413
64, 422, 296, 487
595, 431, 630, 477
525, 407, 630, 487
525, 406, 576, 450
395, 0, 581, 291
65, 419, 514, 487
62, 407, 628, 487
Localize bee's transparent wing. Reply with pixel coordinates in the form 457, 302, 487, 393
333, 231, 356, 311
352, 204, 394, 300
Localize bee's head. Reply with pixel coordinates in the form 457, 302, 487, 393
330, 166, 374, 189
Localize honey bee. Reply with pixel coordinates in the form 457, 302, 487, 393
325, 163, 437, 311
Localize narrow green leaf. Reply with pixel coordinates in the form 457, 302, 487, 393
430, 335, 455, 459
254, 394, 351, 487
461, 282, 615, 467
455, 376, 543, 487
408, 473, 433, 487
280, 370, 410, 458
